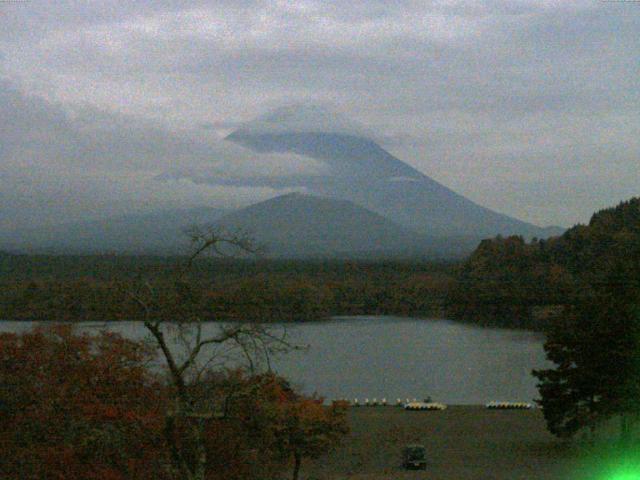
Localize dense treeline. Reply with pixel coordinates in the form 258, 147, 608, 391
446, 197, 640, 329
0, 256, 454, 322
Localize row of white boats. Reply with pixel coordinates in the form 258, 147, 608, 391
333, 398, 533, 410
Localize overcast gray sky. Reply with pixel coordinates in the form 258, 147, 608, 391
1, 0, 638, 229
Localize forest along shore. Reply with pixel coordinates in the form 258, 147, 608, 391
305, 406, 591, 480
0, 256, 455, 323
0, 253, 564, 329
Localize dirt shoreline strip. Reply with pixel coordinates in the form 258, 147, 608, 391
305, 406, 577, 480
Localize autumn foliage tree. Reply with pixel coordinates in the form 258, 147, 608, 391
446, 235, 574, 328
0, 325, 167, 480
0, 327, 350, 480
447, 197, 640, 330
198, 371, 348, 480
0, 227, 351, 480
201, 371, 349, 480
277, 396, 349, 480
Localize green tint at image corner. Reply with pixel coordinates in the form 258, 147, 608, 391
573, 452, 640, 480
607, 467, 640, 480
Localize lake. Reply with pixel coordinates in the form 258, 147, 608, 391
0, 316, 548, 404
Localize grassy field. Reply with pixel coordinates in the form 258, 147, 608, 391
303, 406, 588, 480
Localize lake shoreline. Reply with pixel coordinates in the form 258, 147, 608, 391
0, 316, 548, 404
0, 310, 545, 333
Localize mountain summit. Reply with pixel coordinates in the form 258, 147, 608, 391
227, 106, 561, 241
232, 105, 371, 137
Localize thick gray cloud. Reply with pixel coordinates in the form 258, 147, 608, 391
0, 80, 319, 231
0, 0, 638, 227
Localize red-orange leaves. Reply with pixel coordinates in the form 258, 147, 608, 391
0, 325, 167, 480
0, 328, 349, 480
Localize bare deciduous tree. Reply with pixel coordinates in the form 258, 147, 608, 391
129, 227, 293, 480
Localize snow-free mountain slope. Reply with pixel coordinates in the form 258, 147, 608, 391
228, 106, 562, 239
1, 207, 228, 254
214, 192, 474, 258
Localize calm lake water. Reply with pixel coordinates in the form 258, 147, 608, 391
0, 316, 548, 404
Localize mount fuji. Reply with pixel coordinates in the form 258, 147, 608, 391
226, 106, 562, 241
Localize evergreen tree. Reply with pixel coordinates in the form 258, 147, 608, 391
533, 266, 640, 440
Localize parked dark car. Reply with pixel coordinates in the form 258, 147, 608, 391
402, 444, 427, 470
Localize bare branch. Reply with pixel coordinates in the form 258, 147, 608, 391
126, 223, 287, 480
178, 225, 264, 281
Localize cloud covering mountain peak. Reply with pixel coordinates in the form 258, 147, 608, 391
232, 104, 373, 138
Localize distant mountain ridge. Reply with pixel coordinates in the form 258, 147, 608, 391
1, 207, 228, 254
215, 192, 477, 258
